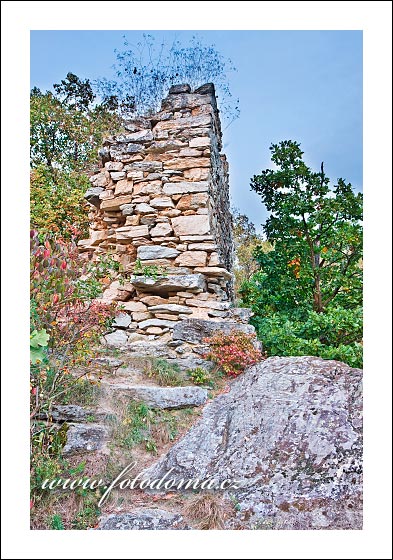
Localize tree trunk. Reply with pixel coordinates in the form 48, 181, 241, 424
313, 275, 323, 313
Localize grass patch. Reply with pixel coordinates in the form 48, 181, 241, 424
184, 492, 229, 529
113, 401, 179, 454
59, 378, 100, 407
143, 357, 183, 387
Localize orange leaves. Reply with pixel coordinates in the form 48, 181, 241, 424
203, 331, 263, 377
288, 257, 301, 278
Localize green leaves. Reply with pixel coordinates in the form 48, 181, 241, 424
30, 329, 50, 363
244, 140, 363, 367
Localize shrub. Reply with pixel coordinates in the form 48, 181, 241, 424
187, 367, 212, 386
30, 230, 115, 510
30, 165, 90, 239
253, 307, 363, 368
203, 331, 263, 377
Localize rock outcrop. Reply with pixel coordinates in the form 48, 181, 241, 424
142, 356, 363, 529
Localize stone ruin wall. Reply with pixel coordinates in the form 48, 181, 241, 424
79, 84, 253, 347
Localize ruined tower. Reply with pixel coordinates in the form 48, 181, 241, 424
80, 84, 253, 347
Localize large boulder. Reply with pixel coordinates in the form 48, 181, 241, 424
142, 356, 363, 529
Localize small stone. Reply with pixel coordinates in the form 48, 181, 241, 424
84, 186, 104, 208
187, 243, 217, 251
179, 235, 214, 242
208, 252, 221, 266
183, 167, 210, 181
62, 424, 107, 456
112, 312, 132, 328
174, 250, 207, 267
101, 195, 133, 211
164, 157, 210, 171
194, 266, 232, 280
126, 170, 144, 180
89, 230, 107, 246
125, 215, 140, 226
132, 311, 152, 322
148, 304, 192, 315
137, 245, 179, 260
160, 209, 182, 218
149, 197, 175, 209
187, 299, 230, 310
135, 203, 156, 214
163, 181, 209, 195
116, 225, 149, 240
150, 223, 173, 237
131, 274, 206, 294
169, 84, 191, 94
179, 148, 201, 157
136, 181, 163, 196
145, 327, 164, 335
105, 161, 124, 172
120, 301, 148, 312
176, 192, 209, 210
154, 313, 180, 321
171, 215, 210, 237
140, 296, 168, 306
119, 204, 134, 216
99, 190, 114, 200
89, 172, 108, 187
110, 171, 126, 181
189, 136, 211, 148
138, 318, 179, 330
115, 179, 134, 196
104, 330, 129, 347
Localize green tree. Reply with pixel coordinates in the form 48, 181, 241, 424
30, 73, 123, 238
241, 140, 363, 368
249, 140, 362, 314
30, 74, 122, 173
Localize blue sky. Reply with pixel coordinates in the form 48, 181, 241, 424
30, 30, 362, 231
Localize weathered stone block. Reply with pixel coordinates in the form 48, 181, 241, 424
100, 195, 133, 211
174, 250, 207, 267
150, 223, 173, 237
131, 274, 206, 294
137, 246, 180, 260
171, 215, 210, 237
172, 318, 255, 343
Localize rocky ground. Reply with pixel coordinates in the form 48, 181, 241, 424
39, 338, 362, 530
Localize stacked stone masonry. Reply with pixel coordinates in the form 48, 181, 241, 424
80, 84, 253, 342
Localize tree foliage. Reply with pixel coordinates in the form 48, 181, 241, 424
30, 165, 90, 239
95, 34, 239, 125
231, 208, 271, 300
30, 72, 123, 238
31, 74, 122, 173
241, 140, 363, 367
